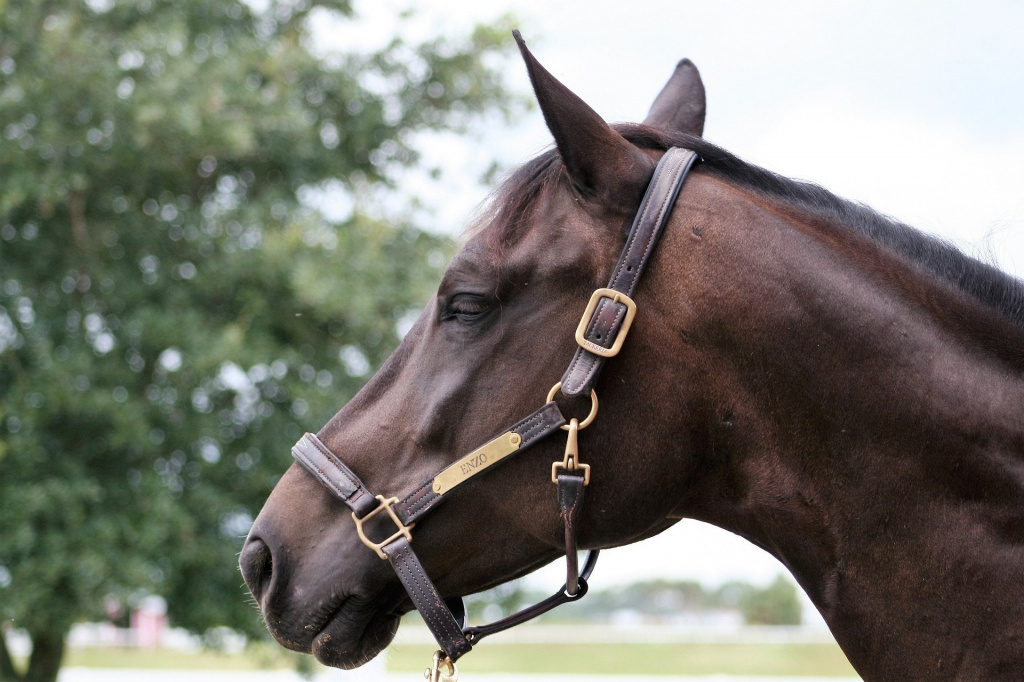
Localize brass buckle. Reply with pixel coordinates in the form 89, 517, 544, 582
551, 418, 591, 485
352, 495, 414, 560
574, 287, 637, 358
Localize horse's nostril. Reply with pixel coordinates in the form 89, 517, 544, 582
239, 536, 273, 603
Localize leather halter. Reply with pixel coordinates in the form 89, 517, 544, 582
290, 147, 698, 674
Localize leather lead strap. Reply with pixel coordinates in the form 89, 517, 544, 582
560, 147, 698, 396
463, 550, 599, 645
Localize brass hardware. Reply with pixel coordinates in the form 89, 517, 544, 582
424, 650, 458, 682
352, 495, 414, 560
574, 287, 637, 358
551, 418, 591, 485
432, 431, 523, 496
546, 382, 598, 430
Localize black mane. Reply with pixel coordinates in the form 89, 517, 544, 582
480, 123, 1024, 331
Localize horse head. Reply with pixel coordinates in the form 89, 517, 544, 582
240, 35, 708, 668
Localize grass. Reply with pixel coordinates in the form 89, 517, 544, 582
53, 641, 859, 677
59, 642, 303, 671
387, 642, 859, 677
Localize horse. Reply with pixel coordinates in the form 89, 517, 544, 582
240, 33, 1024, 680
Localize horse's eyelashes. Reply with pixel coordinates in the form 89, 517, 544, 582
443, 294, 494, 323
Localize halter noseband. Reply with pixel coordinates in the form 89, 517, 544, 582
291, 147, 698, 679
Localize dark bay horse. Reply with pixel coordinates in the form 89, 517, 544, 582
240, 35, 1024, 680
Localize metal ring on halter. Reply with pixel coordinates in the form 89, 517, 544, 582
545, 381, 598, 430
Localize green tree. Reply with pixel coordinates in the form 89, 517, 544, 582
0, 1, 518, 680
736, 576, 802, 626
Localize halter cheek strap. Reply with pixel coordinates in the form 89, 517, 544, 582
290, 147, 698, 671
561, 146, 696, 396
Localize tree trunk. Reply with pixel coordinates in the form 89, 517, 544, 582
0, 628, 22, 681
23, 631, 64, 682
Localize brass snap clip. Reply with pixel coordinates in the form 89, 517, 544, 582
424, 650, 458, 682
551, 418, 590, 485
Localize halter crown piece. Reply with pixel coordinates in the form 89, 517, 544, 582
291, 147, 698, 680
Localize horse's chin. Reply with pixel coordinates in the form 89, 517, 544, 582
309, 603, 400, 669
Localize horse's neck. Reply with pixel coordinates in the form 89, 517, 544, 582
659, 174, 1024, 679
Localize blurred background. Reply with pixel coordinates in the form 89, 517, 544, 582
1, 1, 1022, 680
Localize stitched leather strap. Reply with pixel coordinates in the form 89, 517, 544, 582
292, 402, 565, 524
560, 147, 698, 396
394, 401, 566, 524
292, 433, 378, 517
556, 471, 587, 595
384, 537, 473, 661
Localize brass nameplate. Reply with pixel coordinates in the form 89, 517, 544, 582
432, 431, 522, 496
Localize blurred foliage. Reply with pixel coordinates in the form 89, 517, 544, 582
0, 0, 518, 679
734, 576, 802, 626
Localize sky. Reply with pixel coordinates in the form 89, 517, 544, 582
311, 1, 1024, 602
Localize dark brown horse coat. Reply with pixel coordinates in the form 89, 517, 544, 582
242, 36, 1024, 680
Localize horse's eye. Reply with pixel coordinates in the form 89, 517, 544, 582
443, 294, 492, 323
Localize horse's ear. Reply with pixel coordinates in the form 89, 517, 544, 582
513, 31, 654, 210
643, 59, 706, 137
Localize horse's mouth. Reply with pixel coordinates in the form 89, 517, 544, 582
308, 597, 402, 669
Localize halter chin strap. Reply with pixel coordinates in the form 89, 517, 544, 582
290, 147, 698, 669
